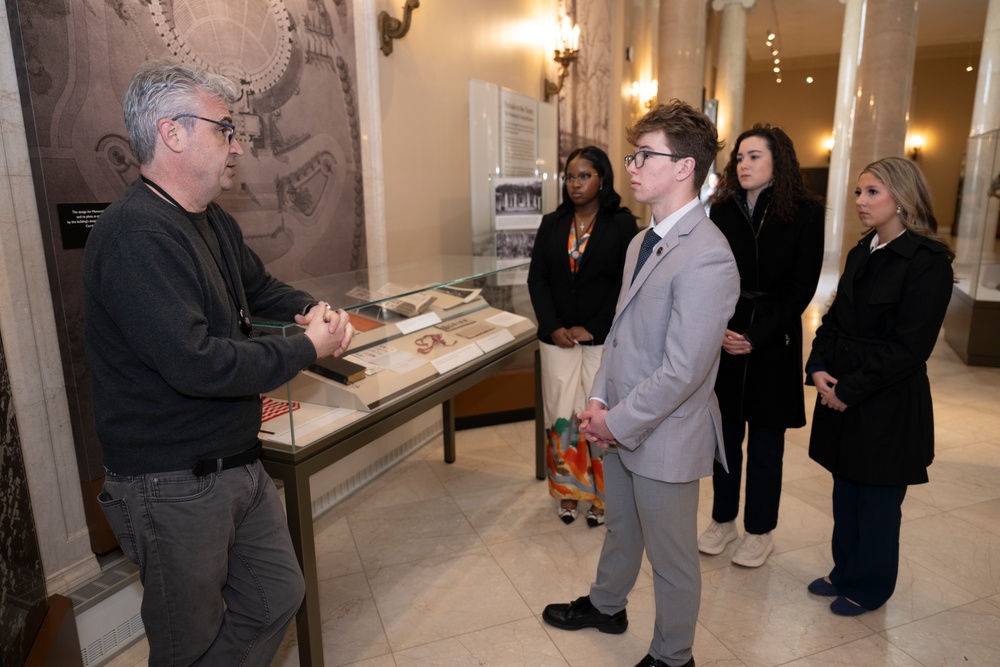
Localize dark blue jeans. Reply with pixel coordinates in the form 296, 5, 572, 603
99, 460, 304, 666
710, 419, 785, 534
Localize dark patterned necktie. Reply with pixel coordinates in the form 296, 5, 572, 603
631, 227, 660, 284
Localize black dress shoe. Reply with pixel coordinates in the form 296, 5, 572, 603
634, 655, 695, 667
542, 595, 627, 634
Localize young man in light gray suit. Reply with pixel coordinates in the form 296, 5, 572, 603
542, 101, 740, 667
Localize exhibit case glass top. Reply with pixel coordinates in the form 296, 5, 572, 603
255, 256, 536, 453
955, 129, 1000, 303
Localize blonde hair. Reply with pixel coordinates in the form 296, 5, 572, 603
860, 157, 954, 261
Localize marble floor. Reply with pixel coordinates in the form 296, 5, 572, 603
106, 285, 1000, 667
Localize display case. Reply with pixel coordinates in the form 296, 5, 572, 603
256, 256, 537, 451
256, 256, 544, 667
946, 130, 1000, 365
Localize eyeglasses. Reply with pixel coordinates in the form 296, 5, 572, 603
171, 114, 236, 143
624, 150, 687, 168
564, 172, 594, 183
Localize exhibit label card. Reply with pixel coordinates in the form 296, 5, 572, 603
486, 311, 528, 327
476, 328, 515, 353
396, 312, 442, 334
432, 345, 484, 374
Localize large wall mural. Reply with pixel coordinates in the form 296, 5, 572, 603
7, 0, 365, 486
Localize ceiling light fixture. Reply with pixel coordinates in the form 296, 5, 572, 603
767, 0, 783, 84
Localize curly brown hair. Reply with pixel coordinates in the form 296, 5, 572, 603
710, 124, 820, 223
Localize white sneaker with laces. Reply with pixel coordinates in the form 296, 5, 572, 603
697, 520, 738, 555
731, 532, 774, 567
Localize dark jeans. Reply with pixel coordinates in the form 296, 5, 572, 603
99, 460, 304, 666
710, 419, 785, 535
829, 475, 907, 610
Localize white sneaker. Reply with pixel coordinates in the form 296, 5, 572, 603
697, 520, 738, 555
731, 532, 774, 567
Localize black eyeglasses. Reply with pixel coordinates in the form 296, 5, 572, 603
624, 150, 687, 168
171, 114, 236, 143
564, 172, 594, 183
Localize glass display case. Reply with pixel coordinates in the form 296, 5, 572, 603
255, 256, 542, 667
256, 256, 536, 452
946, 130, 1000, 366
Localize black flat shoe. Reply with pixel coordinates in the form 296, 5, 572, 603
807, 577, 837, 596
586, 507, 605, 527
634, 655, 694, 667
830, 596, 868, 616
542, 595, 628, 634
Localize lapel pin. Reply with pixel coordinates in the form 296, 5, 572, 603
656, 248, 663, 255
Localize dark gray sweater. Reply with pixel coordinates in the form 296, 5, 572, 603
83, 179, 317, 475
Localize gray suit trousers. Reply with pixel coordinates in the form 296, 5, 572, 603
589, 451, 700, 665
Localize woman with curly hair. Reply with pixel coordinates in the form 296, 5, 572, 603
698, 124, 824, 566
528, 145, 638, 526
805, 157, 954, 615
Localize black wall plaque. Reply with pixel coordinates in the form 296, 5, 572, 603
57, 203, 109, 250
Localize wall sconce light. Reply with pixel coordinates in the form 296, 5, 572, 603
822, 136, 835, 163
631, 80, 658, 109
907, 134, 925, 162
544, 16, 580, 101
379, 0, 420, 56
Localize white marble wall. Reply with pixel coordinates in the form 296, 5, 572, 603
0, 4, 99, 593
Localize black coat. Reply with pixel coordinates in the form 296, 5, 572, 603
527, 208, 639, 345
807, 231, 954, 486
710, 190, 824, 428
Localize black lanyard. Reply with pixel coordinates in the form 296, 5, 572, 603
141, 176, 253, 338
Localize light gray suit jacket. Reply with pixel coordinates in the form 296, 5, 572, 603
592, 204, 740, 483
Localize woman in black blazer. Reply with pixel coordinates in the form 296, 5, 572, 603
527, 145, 638, 526
700, 125, 825, 566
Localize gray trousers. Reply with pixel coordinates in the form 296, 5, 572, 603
589, 451, 700, 666
99, 460, 304, 666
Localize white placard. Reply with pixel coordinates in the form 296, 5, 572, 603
396, 311, 442, 334
500, 89, 538, 177
431, 344, 485, 374
352, 345, 427, 375
476, 328, 515, 353
486, 311, 528, 327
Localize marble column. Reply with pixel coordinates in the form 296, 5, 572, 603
657, 0, 708, 110
954, 0, 1000, 277
711, 0, 754, 171
824, 0, 864, 268
0, 2, 99, 592
838, 0, 919, 266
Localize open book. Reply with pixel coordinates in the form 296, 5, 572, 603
381, 292, 436, 317
431, 285, 482, 309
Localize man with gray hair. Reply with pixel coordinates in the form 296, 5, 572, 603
83, 59, 353, 665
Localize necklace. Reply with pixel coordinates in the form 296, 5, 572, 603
570, 212, 597, 261
574, 212, 597, 235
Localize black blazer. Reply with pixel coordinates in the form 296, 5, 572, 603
527, 208, 638, 345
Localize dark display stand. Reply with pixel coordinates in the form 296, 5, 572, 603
261, 337, 544, 666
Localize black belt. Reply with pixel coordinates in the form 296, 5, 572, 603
192, 442, 262, 476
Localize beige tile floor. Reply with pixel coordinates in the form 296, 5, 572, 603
106, 284, 1000, 667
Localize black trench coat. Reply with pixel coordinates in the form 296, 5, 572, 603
807, 231, 953, 486
710, 189, 825, 429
